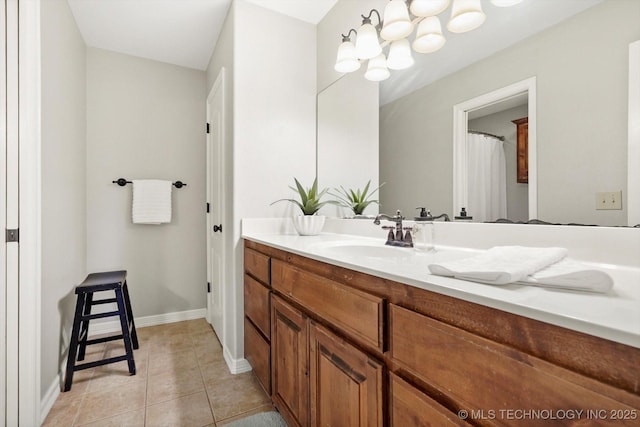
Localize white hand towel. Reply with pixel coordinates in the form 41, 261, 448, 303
517, 258, 614, 293
428, 246, 568, 285
132, 180, 172, 224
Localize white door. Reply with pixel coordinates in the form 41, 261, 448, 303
3, 0, 20, 423
206, 69, 225, 342
0, 1, 8, 423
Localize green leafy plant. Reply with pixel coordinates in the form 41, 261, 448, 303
331, 180, 385, 216
271, 177, 335, 215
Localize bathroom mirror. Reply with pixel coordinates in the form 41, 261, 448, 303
317, 0, 639, 226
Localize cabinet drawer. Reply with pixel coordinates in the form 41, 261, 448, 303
244, 318, 271, 395
245, 247, 270, 284
390, 304, 637, 426
390, 373, 469, 427
272, 259, 384, 351
244, 274, 270, 339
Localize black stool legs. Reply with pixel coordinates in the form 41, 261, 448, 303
64, 271, 138, 392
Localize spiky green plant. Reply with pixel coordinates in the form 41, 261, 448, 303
331, 180, 385, 216
271, 177, 335, 215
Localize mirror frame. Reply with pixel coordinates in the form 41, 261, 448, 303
628, 40, 640, 226
453, 77, 538, 220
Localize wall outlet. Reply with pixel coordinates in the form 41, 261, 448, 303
595, 191, 622, 210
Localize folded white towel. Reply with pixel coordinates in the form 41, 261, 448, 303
428, 246, 568, 285
517, 258, 613, 293
132, 180, 172, 224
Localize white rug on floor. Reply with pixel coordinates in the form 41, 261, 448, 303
224, 411, 287, 427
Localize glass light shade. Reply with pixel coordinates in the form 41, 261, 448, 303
410, 0, 451, 17
355, 22, 382, 59
447, 0, 486, 33
412, 17, 446, 53
334, 40, 361, 73
387, 38, 414, 70
380, 0, 412, 41
364, 54, 390, 81
490, 0, 523, 6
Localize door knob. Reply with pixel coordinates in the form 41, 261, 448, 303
213, 224, 222, 233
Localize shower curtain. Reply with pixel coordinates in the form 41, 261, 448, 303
467, 133, 507, 222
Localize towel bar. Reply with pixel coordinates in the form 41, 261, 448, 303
112, 178, 187, 188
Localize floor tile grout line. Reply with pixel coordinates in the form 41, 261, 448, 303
70, 342, 107, 427
192, 324, 218, 424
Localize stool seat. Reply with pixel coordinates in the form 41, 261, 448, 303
64, 270, 138, 392
76, 270, 127, 293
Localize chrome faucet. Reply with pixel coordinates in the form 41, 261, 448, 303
373, 210, 413, 248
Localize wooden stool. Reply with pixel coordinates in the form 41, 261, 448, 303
63, 270, 138, 392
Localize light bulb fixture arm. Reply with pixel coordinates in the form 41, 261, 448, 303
361, 9, 383, 31
341, 28, 357, 42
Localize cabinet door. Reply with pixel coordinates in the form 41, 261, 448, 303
271, 296, 309, 427
309, 322, 383, 427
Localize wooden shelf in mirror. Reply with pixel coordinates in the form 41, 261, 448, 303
512, 117, 529, 183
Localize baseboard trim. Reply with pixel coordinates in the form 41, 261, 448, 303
40, 308, 207, 423
88, 308, 207, 336
224, 346, 252, 374
40, 370, 62, 424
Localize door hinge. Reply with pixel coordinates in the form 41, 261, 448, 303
206, 202, 210, 213
206, 123, 210, 134
6, 228, 19, 243
207, 282, 211, 293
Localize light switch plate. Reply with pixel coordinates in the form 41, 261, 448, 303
596, 191, 622, 210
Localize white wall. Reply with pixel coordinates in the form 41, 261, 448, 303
210, 0, 317, 365
86, 48, 207, 318
40, 0, 87, 398
317, 72, 380, 217
380, 0, 640, 225
235, 0, 317, 357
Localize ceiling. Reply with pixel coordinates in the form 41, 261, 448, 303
67, 0, 338, 70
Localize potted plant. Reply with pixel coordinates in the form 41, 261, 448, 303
331, 180, 385, 217
272, 177, 334, 235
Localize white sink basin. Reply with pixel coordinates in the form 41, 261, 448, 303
310, 240, 414, 259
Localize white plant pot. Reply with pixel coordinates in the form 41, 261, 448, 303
293, 215, 325, 236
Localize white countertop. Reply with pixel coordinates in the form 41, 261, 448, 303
242, 218, 640, 349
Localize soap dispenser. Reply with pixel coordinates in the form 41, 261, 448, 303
413, 207, 434, 252
455, 207, 473, 221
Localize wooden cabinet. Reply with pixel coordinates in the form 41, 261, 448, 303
244, 240, 640, 427
390, 304, 638, 426
309, 322, 383, 427
512, 117, 528, 183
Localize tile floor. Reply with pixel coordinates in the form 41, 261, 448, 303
43, 319, 273, 427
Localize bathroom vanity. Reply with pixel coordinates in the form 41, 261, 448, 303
242, 219, 640, 426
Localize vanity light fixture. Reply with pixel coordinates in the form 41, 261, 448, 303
334, 0, 523, 81
447, 0, 486, 33
335, 29, 361, 73
355, 9, 383, 59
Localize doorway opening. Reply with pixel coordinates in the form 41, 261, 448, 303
453, 77, 537, 221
